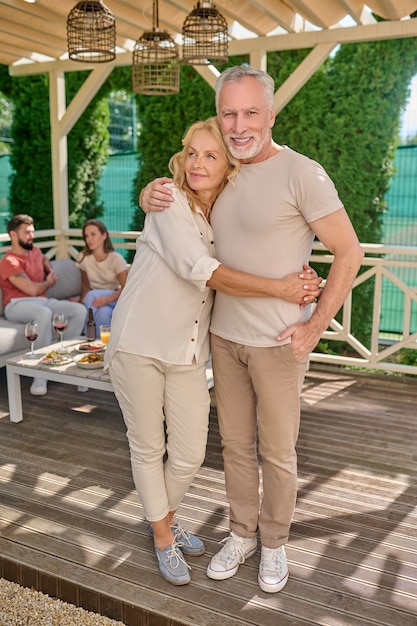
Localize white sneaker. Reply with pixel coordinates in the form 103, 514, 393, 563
258, 545, 289, 593
207, 531, 257, 580
30, 378, 47, 396
77, 386, 89, 392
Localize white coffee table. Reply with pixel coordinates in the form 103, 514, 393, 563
6, 339, 214, 423
6, 338, 112, 423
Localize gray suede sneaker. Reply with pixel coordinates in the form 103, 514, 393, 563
172, 522, 205, 556
148, 521, 205, 556
155, 542, 191, 585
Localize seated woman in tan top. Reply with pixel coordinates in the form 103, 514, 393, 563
76, 219, 128, 338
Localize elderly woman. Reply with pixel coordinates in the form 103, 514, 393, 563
105, 117, 321, 586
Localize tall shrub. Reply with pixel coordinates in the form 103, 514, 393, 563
7, 74, 53, 229
269, 39, 417, 243
0, 69, 110, 230
66, 72, 110, 227
0, 90, 13, 156
267, 37, 417, 346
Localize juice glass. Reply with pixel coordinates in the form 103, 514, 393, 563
100, 325, 111, 346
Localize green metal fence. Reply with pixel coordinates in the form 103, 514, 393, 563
382, 145, 417, 334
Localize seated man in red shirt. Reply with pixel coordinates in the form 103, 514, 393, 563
0, 214, 86, 395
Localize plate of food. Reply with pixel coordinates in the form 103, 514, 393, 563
74, 342, 105, 353
73, 352, 105, 369
40, 350, 72, 366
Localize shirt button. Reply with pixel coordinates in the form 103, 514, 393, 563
191, 338, 195, 342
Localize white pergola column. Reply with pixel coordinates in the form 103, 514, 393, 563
49, 69, 68, 258
48, 65, 113, 257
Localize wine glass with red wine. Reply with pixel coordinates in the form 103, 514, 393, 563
25, 322, 39, 359
52, 313, 68, 352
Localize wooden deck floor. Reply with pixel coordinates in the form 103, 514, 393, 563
0, 365, 416, 626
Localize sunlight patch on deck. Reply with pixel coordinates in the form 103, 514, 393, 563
302, 378, 356, 406
0, 463, 16, 482
72, 403, 100, 413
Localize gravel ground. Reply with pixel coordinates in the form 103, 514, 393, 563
0, 579, 126, 626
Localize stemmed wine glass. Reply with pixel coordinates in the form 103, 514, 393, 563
52, 313, 68, 353
25, 322, 39, 359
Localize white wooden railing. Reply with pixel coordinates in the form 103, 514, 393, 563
1, 230, 417, 377
310, 241, 417, 375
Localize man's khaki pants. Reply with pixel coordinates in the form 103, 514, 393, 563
211, 334, 308, 548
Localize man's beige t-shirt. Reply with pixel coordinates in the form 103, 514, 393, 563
210, 147, 343, 347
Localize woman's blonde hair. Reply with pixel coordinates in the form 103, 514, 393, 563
168, 117, 240, 212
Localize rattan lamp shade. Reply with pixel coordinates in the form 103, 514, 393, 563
67, 1, 116, 63
182, 1, 228, 66
132, 30, 180, 95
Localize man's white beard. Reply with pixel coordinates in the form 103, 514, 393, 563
225, 136, 262, 161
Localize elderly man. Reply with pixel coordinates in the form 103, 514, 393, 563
140, 65, 364, 593
0, 214, 86, 395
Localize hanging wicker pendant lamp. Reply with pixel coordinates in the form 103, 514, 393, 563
182, 1, 228, 66
67, 1, 116, 63
132, 0, 180, 96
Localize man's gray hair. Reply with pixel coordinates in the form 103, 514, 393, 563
215, 65, 275, 113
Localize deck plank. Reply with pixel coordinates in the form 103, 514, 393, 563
0, 366, 416, 625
